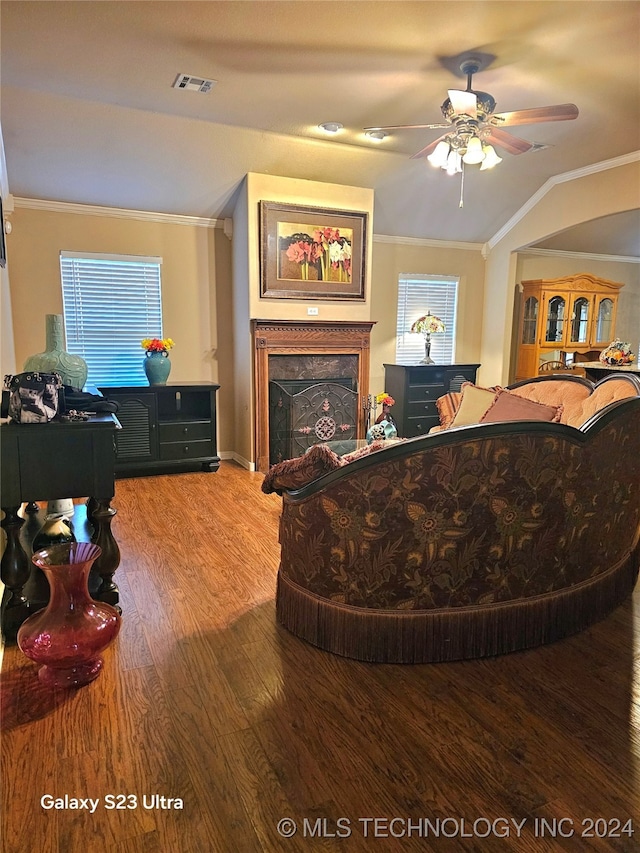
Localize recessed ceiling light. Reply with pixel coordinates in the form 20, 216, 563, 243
173, 73, 216, 93
318, 122, 344, 134
365, 129, 388, 142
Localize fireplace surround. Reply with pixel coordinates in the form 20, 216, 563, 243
252, 320, 375, 473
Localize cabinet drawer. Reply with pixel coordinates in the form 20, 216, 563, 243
405, 415, 440, 438
407, 400, 438, 418
159, 421, 212, 442
407, 383, 446, 403
159, 439, 213, 461
406, 367, 446, 386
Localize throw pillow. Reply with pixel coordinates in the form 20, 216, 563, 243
261, 443, 343, 494
479, 389, 563, 424
448, 384, 499, 428
435, 391, 462, 428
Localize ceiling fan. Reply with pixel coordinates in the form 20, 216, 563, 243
365, 58, 578, 195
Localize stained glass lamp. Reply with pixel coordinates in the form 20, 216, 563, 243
410, 312, 446, 364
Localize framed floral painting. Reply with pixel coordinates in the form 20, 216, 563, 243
259, 201, 367, 300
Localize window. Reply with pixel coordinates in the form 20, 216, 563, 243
60, 252, 163, 386
395, 274, 459, 364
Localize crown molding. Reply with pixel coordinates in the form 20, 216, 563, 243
13, 197, 223, 228
486, 151, 640, 253
517, 247, 640, 265
374, 233, 483, 252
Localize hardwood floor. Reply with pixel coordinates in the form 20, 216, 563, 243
2, 461, 639, 852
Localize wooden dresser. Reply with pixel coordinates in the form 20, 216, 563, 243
383, 364, 480, 438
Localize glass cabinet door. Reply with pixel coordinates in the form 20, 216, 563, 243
521, 296, 538, 345
595, 298, 614, 344
569, 296, 590, 343
545, 295, 567, 344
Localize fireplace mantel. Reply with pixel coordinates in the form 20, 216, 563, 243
252, 320, 375, 472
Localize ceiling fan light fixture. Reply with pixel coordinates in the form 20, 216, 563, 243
318, 122, 343, 134
462, 135, 484, 164
365, 129, 387, 142
480, 144, 502, 170
445, 149, 462, 175
447, 89, 478, 117
427, 140, 451, 168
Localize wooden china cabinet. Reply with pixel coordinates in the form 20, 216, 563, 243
515, 273, 624, 380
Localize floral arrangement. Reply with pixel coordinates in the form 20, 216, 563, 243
376, 392, 395, 408
599, 340, 635, 366
411, 314, 446, 335
373, 391, 396, 427
281, 229, 352, 282
141, 337, 175, 353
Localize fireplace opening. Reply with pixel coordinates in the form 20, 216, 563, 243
269, 379, 358, 464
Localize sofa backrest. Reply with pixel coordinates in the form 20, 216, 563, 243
508, 374, 640, 428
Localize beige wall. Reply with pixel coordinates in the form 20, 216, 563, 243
369, 239, 486, 396
244, 172, 374, 322
8, 205, 236, 452
482, 159, 640, 385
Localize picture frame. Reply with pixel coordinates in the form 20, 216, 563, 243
259, 201, 367, 300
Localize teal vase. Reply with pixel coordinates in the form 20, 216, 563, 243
23, 314, 88, 390
144, 351, 171, 385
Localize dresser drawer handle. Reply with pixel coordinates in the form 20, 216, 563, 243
183, 445, 189, 453
183, 427, 189, 435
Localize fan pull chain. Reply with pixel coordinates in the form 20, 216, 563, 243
459, 162, 465, 209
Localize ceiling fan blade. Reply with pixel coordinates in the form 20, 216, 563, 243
448, 89, 477, 116
491, 104, 579, 126
487, 127, 534, 155
364, 123, 450, 131
411, 134, 450, 159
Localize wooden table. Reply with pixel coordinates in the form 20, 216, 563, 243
1, 414, 121, 640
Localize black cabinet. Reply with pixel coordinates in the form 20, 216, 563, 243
383, 364, 480, 437
99, 382, 220, 476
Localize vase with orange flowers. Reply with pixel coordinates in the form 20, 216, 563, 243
375, 392, 396, 425
141, 337, 174, 385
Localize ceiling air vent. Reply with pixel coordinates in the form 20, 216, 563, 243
172, 74, 216, 93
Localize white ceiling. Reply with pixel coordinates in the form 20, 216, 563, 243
2, 1, 639, 252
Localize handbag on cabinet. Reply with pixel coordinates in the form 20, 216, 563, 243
3, 371, 64, 423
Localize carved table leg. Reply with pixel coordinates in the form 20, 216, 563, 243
86, 497, 99, 526
1, 506, 31, 640
91, 499, 121, 611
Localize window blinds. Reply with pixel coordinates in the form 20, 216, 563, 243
60, 252, 163, 387
395, 274, 459, 365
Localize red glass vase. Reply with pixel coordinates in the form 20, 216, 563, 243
17, 542, 121, 688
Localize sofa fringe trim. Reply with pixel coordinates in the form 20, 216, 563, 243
275, 548, 639, 663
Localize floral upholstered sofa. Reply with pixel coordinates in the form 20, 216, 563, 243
264, 373, 640, 663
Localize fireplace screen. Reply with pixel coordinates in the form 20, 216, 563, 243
269, 380, 358, 464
